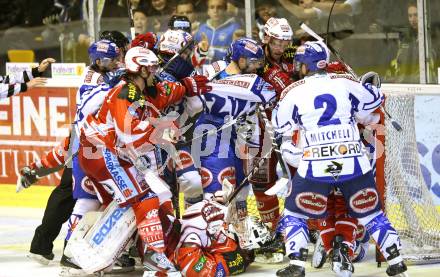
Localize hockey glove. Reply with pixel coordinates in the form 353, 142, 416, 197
262, 67, 293, 97
131, 32, 157, 50
326, 61, 348, 74
17, 166, 38, 192
360, 71, 381, 88
181, 75, 212, 97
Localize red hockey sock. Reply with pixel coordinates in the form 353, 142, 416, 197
319, 217, 335, 253
253, 183, 280, 230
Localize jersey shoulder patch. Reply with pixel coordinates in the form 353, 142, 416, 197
280, 79, 305, 100
118, 82, 144, 103
330, 73, 358, 82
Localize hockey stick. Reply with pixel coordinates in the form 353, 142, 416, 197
126, 0, 136, 39
300, 23, 403, 131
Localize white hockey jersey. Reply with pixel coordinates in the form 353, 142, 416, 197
272, 73, 383, 182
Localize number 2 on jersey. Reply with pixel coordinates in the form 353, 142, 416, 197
314, 94, 341, 126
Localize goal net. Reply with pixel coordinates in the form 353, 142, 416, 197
383, 91, 440, 263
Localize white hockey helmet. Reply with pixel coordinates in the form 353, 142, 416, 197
124, 46, 159, 73
264, 17, 293, 41
159, 29, 193, 55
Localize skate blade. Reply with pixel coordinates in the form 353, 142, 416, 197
59, 266, 95, 277
27, 253, 51, 266
255, 253, 284, 264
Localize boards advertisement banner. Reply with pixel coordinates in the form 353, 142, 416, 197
0, 87, 76, 185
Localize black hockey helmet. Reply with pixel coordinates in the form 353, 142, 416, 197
99, 30, 130, 49
168, 15, 192, 33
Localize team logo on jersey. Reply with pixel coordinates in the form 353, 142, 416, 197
295, 192, 327, 215
218, 167, 236, 186
81, 176, 97, 195
200, 167, 213, 188
350, 188, 379, 214
324, 161, 343, 180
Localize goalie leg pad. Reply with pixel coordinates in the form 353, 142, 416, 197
359, 211, 402, 261
277, 211, 310, 257
66, 198, 101, 241
69, 201, 136, 274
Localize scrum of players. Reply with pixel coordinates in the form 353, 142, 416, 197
8, 15, 409, 277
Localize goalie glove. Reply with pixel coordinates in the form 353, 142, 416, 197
360, 71, 381, 88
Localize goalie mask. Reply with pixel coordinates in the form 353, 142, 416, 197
234, 216, 272, 250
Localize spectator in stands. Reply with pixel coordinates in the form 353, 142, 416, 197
253, 1, 277, 42
133, 9, 149, 36
147, 0, 177, 33
194, 0, 242, 63
175, 0, 200, 35
388, 1, 436, 83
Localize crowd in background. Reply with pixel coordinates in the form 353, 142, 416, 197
1, 0, 440, 83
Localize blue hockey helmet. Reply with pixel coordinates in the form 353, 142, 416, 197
294, 41, 330, 71
226, 38, 264, 63
88, 39, 120, 64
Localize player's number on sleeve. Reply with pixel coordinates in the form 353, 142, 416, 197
314, 94, 341, 126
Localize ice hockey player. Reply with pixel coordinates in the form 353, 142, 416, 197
245, 17, 296, 263
154, 29, 206, 210
311, 61, 375, 269
272, 40, 408, 277
20, 37, 128, 268
77, 46, 211, 276
173, 200, 258, 276
192, 38, 277, 222
167, 14, 209, 72
0, 57, 54, 99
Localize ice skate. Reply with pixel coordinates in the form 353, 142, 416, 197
276, 249, 307, 277
27, 252, 54, 266
331, 235, 354, 277
311, 234, 327, 268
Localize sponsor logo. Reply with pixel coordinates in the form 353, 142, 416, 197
324, 161, 343, 181
227, 253, 244, 274
97, 42, 110, 52
303, 142, 361, 160
177, 150, 193, 170
218, 166, 236, 186
92, 206, 129, 245
80, 176, 97, 195
317, 60, 327, 69
350, 188, 379, 214
295, 192, 327, 215
244, 41, 258, 54
104, 149, 129, 191
193, 255, 207, 272
214, 79, 250, 88
200, 167, 213, 188
146, 209, 159, 219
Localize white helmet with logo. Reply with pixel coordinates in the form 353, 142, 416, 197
264, 17, 293, 41
159, 29, 193, 55
124, 46, 159, 73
